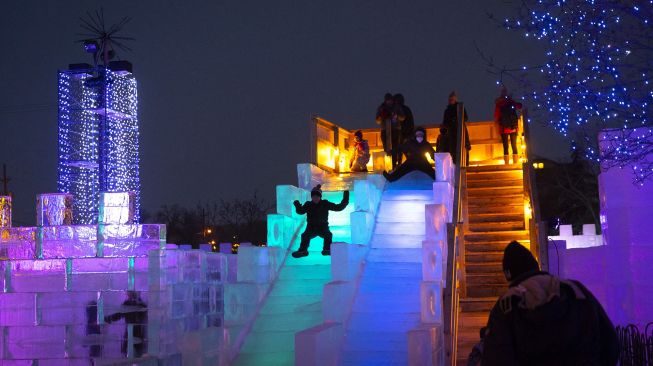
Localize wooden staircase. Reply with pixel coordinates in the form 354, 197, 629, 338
456, 164, 529, 365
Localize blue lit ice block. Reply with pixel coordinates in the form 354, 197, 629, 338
99, 192, 136, 225
36, 193, 73, 226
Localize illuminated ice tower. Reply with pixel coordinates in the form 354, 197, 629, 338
58, 11, 140, 224
57, 63, 140, 224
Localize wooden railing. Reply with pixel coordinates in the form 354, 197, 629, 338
521, 109, 547, 268
443, 103, 469, 365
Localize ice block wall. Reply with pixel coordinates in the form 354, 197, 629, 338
566, 128, 653, 327
0, 220, 228, 365
548, 224, 603, 249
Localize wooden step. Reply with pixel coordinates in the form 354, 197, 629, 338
466, 194, 522, 206
467, 186, 523, 197
469, 212, 524, 223
467, 178, 522, 189
460, 298, 496, 313
466, 240, 530, 253
467, 203, 522, 215
466, 284, 506, 298
465, 262, 503, 274
466, 273, 507, 285
465, 251, 503, 263
464, 230, 529, 243
466, 170, 522, 182
467, 221, 524, 232
467, 165, 523, 173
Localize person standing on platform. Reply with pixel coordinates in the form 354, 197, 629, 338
376, 93, 401, 170
350, 130, 370, 172
394, 93, 414, 144
382, 127, 435, 182
292, 185, 349, 258
494, 86, 522, 165
440, 91, 471, 165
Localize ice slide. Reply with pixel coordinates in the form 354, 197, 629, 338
227, 156, 454, 366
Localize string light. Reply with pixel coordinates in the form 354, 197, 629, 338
57, 67, 141, 223
500, 1, 653, 183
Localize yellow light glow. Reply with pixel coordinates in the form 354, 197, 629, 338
206, 228, 212, 234
524, 200, 532, 220
424, 152, 435, 164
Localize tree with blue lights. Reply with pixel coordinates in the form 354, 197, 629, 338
488, 1, 653, 183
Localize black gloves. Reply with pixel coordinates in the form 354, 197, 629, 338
293, 200, 301, 207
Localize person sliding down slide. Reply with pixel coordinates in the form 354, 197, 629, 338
292, 185, 349, 258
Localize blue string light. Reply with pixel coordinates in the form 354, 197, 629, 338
500, 1, 653, 183
57, 67, 141, 224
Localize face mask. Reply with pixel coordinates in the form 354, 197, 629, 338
416, 136, 424, 143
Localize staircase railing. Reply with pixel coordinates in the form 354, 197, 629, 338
443, 102, 468, 365
521, 109, 548, 269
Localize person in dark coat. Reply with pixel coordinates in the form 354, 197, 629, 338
481, 241, 619, 366
292, 185, 349, 258
376, 93, 402, 169
104, 291, 148, 358
440, 91, 471, 165
394, 93, 414, 144
382, 127, 435, 182
494, 86, 523, 165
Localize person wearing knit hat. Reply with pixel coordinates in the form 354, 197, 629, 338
480, 241, 619, 365
292, 185, 349, 258
382, 126, 436, 182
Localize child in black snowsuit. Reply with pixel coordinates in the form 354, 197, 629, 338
292, 185, 349, 258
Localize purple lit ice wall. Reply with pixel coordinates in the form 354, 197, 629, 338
0, 218, 228, 364
548, 128, 653, 328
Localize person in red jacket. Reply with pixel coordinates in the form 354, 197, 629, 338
350, 130, 370, 172
494, 86, 522, 165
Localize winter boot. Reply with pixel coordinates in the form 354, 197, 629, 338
503, 155, 510, 165
513, 154, 519, 165
321, 248, 331, 256
292, 250, 308, 258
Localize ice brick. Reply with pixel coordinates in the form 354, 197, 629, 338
350, 211, 373, 245
432, 182, 453, 222
434, 153, 453, 182
8, 259, 67, 292
407, 325, 443, 366
331, 243, 366, 281
277, 185, 309, 218
36, 292, 99, 326
322, 280, 355, 322
425, 204, 447, 241
36, 193, 73, 226
4, 325, 66, 359
295, 322, 344, 366
98, 191, 136, 225
422, 240, 445, 283
420, 281, 442, 324
206, 252, 228, 283
0, 293, 36, 326
267, 214, 287, 248
559, 224, 573, 237
297, 163, 326, 191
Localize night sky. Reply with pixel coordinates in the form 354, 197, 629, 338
0, 1, 570, 225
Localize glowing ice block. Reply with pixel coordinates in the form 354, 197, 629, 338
7, 259, 67, 292
422, 240, 445, 283
420, 281, 442, 324
331, 243, 366, 281
297, 163, 326, 191
267, 214, 287, 248
277, 185, 309, 218
36, 193, 73, 226
4, 326, 67, 359
98, 224, 165, 257
98, 191, 136, 225
434, 153, 453, 182
322, 280, 355, 322
295, 322, 344, 366
350, 211, 374, 245
559, 224, 573, 237
425, 204, 447, 242
432, 182, 453, 222
407, 325, 443, 366
0, 293, 36, 326
39, 225, 97, 259
0, 195, 11, 227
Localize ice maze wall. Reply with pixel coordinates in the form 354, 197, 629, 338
0, 201, 228, 365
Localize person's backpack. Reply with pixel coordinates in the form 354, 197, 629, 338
499, 101, 519, 130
